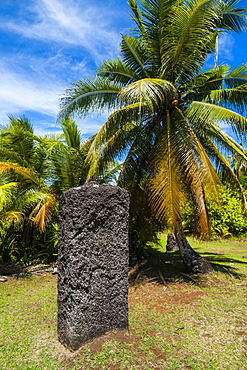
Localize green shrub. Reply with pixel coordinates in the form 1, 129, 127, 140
182, 185, 247, 238
206, 185, 247, 237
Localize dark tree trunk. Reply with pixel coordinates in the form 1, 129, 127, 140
174, 224, 213, 274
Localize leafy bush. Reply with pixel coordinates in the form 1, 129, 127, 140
183, 185, 247, 238
206, 185, 247, 237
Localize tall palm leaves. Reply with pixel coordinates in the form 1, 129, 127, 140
59, 0, 247, 272
46, 119, 91, 194
0, 117, 119, 262
0, 118, 79, 261
0, 118, 58, 261
0, 118, 57, 226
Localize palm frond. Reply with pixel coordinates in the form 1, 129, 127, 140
182, 65, 229, 99
149, 110, 183, 226
48, 144, 87, 192
121, 35, 150, 78
96, 162, 123, 184
31, 193, 57, 232
117, 116, 159, 189
59, 78, 121, 120
218, 0, 247, 33
61, 119, 81, 149
0, 210, 23, 225
0, 162, 42, 187
0, 147, 28, 168
208, 86, 247, 114
0, 117, 40, 167
119, 78, 177, 111
224, 63, 247, 87
183, 66, 247, 109
97, 57, 136, 85
128, 0, 146, 35
86, 120, 140, 181
0, 182, 18, 209
160, 0, 220, 82
204, 137, 247, 211
7, 116, 34, 133
86, 102, 140, 158
201, 121, 247, 164
128, 0, 177, 75
187, 101, 247, 139
149, 107, 218, 235
174, 107, 220, 196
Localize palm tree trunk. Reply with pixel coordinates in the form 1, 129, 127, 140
174, 223, 213, 274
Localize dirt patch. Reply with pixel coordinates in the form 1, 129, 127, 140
59, 281, 205, 368
128, 282, 205, 312
236, 244, 247, 248
59, 328, 141, 368
79, 328, 138, 355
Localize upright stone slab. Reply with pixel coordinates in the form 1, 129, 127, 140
57, 182, 129, 350
166, 233, 179, 252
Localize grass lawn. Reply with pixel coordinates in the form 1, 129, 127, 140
0, 238, 247, 369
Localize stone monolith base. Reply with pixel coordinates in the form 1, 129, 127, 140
57, 182, 129, 350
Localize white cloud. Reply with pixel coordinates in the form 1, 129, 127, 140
218, 33, 235, 62
1, 0, 122, 64
0, 64, 61, 123
0, 0, 130, 136
33, 122, 63, 137
0, 58, 107, 137
77, 115, 105, 138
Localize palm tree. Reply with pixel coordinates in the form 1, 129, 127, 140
0, 117, 120, 262
59, 0, 247, 273
43, 119, 90, 195
0, 117, 57, 262
45, 119, 119, 195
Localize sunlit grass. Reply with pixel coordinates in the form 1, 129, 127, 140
1, 238, 247, 369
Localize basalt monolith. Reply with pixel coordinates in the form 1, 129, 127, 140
57, 182, 129, 350
166, 233, 179, 252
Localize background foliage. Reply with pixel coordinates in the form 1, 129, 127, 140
1, 0, 247, 266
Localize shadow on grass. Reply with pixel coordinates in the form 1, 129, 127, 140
197, 251, 247, 278
128, 247, 247, 286
129, 248, 195, 286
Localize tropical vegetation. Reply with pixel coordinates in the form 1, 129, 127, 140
0, 117, 57, 263
0, 116, 121, 264
1, 1, 247, 272
183, 183, 247, 238
58, 0, 247, 272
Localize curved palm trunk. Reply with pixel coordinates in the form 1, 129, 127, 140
174, 223, 213, 274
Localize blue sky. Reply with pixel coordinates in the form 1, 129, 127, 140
0, 0, 247, 138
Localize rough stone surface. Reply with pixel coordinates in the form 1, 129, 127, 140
166, 233, 179, 252
175, 225, 213, 274
57, 182, 129, 350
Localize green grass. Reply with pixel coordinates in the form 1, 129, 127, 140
0, 275, 60, 370
1, 238, 247, 369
